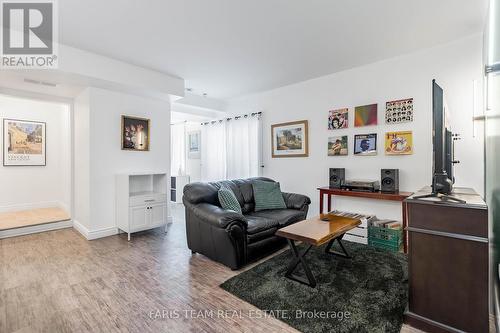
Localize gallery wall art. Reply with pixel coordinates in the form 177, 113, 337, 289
188, 131, 201, 159
328, 108, 348, 130
328, 136, 348, 156
3, 119, 46, 166
385, 131, 413, 155
386, 98, 413, 124
354, 104, 378, 127
121, 115, 150, 151
354, 133, 377, 156
271, 120, 309, 158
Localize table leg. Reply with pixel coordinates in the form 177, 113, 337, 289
325, 234, 351, 258
402, 201, 408, 253
284, 239, 317, 288
319, 191, 324, 214
327, 194, 332, 213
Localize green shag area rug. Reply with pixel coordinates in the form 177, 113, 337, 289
220, 241, 408, 333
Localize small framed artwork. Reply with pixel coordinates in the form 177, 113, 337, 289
328, 136, 348, 156
328, 108, 348, 130
188, 131, 201, 159
385, 131, 413, 155
354, 104, 378, 127
386, 98, 413, 124
354, 133, 377, 156
121, 115, 150, 151
3, 119, 46, 166
271, 120, 309, 158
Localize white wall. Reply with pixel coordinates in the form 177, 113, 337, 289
0, 94, 71, 212
227, 34, 485, 220
74, 87, 171, 237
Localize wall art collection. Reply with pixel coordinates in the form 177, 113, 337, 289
3, 119, 46, 166
271, 98, 414, 159
271, 120, 309, 158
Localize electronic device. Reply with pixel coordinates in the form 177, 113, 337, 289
414, 80, 464, 203
342, 180, 380, 192
381, 169, 399, 193
329, 168, 345, 189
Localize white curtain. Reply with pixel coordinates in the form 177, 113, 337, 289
170, 122, 186, 176
201, 114, 261, 182
201, 121, 227, 181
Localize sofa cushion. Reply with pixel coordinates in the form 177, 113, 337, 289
246, 215, 279, 234
218, 186, 242, 214
247, 209, 305, 228
252, 180, 287, 211
246, 227, 279, 244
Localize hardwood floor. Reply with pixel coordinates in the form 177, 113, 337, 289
0, 204, 423, 333
0, 207, 70, 231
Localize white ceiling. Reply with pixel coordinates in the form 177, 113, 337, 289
59, 0, 488, 100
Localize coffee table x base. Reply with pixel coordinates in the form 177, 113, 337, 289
285, 234, 350, 288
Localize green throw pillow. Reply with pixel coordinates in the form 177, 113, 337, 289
218, 186, 242, 214
252, 180, 287, 212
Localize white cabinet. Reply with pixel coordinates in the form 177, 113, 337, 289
116, 173, 168, 240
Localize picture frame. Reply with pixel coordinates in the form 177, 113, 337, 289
328, 108, 349, 130
385, 131, 413, 155
188, 130, 201, 159
385, 98, 413, 124
121, 115, 150, 151
328, 135, 348, 156
3, 119, 46, 166
354, 133, 377, 156
271, 120, 309, 158
354, 104, 378, 127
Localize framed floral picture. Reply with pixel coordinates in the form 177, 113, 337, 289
121, 115, 150, 151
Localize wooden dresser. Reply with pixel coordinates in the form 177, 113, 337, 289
404, 187, 489, 333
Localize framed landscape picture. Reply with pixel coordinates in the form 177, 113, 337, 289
271, 120, 309, 158
328, 135, 348, 156
121, 115, 150, 151
328, 108, 348, 130
354, 103, 378, 127
188, 130, 201, 159
354, 133, 377, 156
3, 119, 46, 166
385, 131, 413, 155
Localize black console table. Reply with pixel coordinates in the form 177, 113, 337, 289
404, 187, 488, 333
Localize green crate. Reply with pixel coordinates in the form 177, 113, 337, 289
368, 239, 402, 252
368, 225, 402, 252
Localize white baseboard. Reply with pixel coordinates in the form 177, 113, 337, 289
0, 200, 69, 213
0, 220, 73, 239
72, 220, 118, 240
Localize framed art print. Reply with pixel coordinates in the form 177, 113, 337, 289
121, 115, 150, 151
354, 133, 377, 156
385, 131, 413, 155
354, 104, 378, 127
271, 120, 309, 158
385, 98, 413, 124
188, 130, 201, 159
3, 119, 46, 166
328, 108, 348, 130
328, 135, 348, 156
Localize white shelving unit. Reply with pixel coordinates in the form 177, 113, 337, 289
116, 172, 168, 240
170, 175, 190, 203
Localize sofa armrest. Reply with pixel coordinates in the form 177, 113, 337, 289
188, 202, 247, 229
282, 192, 311, 211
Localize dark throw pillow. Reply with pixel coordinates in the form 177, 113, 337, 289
252, 180, 287, 212
218, 186, 242, 214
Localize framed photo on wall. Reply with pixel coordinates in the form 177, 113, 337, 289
121, 115, 150, 151
354, 133, 377, 156
328, 135, 348, 156
188, 130, 201, 159
385, 131, 413, 155
271, 120, 309, 158
3, 119, 46, 166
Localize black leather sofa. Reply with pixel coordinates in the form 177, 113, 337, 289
183, 177, 311, 270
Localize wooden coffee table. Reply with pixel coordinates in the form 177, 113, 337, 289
275, 213, 361, 288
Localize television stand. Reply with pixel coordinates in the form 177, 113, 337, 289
412, 192, 466, 204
